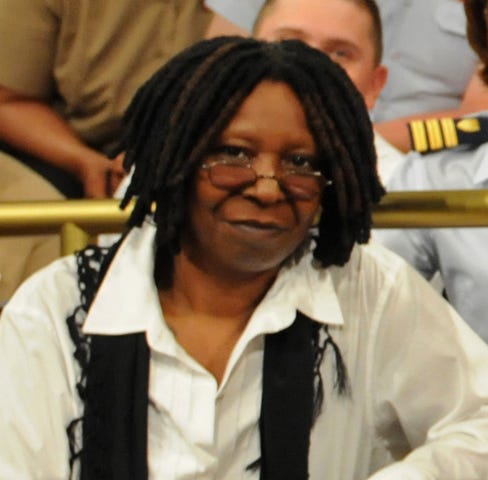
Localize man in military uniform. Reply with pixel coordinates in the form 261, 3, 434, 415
0, 0, 241, 303
375, 0, 488, 343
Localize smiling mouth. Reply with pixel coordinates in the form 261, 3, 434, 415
229, 220, 287, 232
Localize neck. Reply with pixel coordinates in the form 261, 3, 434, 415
157, 250, 279, 383
160, 248, 278, 320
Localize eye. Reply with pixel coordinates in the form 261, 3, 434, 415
325, 46, 355, 65
211, 144, 253, 164
329, 49, 349, 59
282, 153, 319, 173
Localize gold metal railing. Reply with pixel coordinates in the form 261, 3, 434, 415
0, 190, 487, 255
372, 190, 488, 228
0, 199, 130, 255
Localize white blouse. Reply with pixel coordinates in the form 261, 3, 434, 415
1, 222, 488, 479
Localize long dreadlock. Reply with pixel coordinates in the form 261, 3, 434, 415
114, 36, 385, 286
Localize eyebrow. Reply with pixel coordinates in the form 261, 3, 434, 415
271, 27, 361, 54
269, 27, 308, 40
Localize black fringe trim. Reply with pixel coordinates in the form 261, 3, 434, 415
65, 243, 120, 476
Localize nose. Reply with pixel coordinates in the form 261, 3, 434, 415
243, 155, 286, 204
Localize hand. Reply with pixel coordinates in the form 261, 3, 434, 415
105, 152, 126, 197
77, 150, 126, 198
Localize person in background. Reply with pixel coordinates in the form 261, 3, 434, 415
0, 0, 242, 303
109, 0, 403, 216
372, 0, 488, 152
209, 0, 488, 153
374, 0, 488, 342
253, 0, 404, 184
1, 36, 488, 480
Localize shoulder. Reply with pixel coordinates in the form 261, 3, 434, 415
319, 243, 422, 314
333, 242, 441, 316
293, 243, 415, 298
334, 242, 410, 286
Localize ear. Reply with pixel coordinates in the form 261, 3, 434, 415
363, 64, 388, 110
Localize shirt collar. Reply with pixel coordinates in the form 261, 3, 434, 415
82, 220, 160, 335
251, 253, 345, 333
82, 222, 345, 336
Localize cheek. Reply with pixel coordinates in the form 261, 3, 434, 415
297, 198, 321, 225
191, 178, 227, 214
184, 180, 220, 237
348, 70, 369, 95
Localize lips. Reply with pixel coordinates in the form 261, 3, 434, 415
228, 219, 287, 232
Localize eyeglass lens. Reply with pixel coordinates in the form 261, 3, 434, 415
207, 163, 323, 199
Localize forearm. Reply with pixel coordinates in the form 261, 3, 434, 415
374, 107, 476, 153
368, 431, 488, 479
375, 68, 488, 153
0, 90, 124, 197
0, 96, 100, 175
372, 270, 488, 479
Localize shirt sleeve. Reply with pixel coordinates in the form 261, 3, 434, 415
0, 261, 80, 479
0, 0, 58, 97
204, 0, 265, 31
368, 260, 488, 479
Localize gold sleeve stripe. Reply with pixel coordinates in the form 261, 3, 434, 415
425, 119, 443, 151
409, 120, 428, 152
408, 116, 488, 153
440, 118, 458, 148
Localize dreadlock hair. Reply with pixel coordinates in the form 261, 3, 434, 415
115, 36, 385, 288
465, 0, 488, 84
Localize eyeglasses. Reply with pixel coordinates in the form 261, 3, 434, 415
201, 158, 332, 200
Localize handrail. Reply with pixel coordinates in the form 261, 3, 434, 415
372, 189, 488, 228
0, 199, 130, 235
0, 190, 487, 255
0, 198, 131, 256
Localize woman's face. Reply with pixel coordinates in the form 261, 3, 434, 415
182, 80, 323, 279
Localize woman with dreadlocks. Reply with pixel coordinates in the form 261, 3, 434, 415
1, 37, 488, 480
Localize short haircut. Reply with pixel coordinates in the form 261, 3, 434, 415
253, 0, 383, 64
116, 36, 384, 287
464, 0, 488, 84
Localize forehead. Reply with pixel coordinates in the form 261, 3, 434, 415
220, 80, 316, 147
258, 0, 375, 44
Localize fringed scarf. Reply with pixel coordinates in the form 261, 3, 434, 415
66, 244, 349, 479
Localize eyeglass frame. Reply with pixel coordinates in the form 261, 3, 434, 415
200, 157, 333, 200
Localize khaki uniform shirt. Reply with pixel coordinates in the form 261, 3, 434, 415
0, 0, 213, 152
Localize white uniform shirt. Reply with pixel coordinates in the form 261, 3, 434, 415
375, 131, 488, 342
1, 222, 488, 479
374, 131, 405, 183
371, 0, 479, 122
